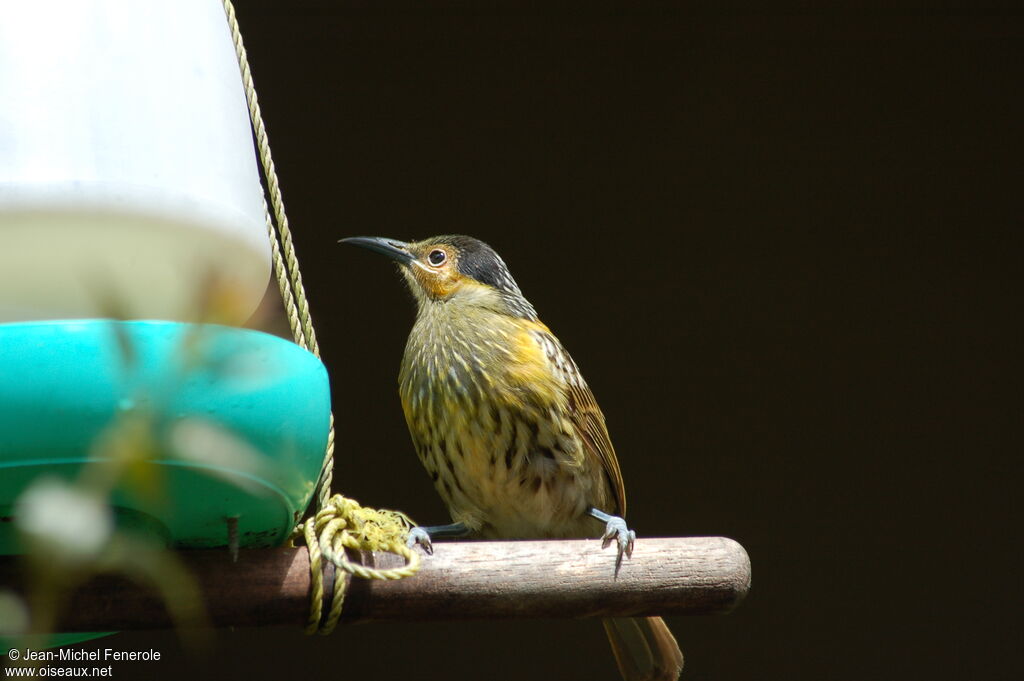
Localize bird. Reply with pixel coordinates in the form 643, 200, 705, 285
340, 234, 683, 681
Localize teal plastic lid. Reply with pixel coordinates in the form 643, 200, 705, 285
0, 320, 332, 554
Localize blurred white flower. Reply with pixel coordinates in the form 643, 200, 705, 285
0, 589, 29, 636
15, 478, 113, 565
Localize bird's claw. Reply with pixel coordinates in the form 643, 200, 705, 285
600, 515, 636, 565
406, 526, 434, 554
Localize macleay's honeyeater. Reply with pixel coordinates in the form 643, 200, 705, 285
341, 234, 683, 681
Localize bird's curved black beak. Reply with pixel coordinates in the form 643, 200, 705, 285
339, 236, 415, 265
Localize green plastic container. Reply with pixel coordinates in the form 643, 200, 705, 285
0, 320, 332, 554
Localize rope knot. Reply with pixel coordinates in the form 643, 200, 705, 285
292, 494, 422, 635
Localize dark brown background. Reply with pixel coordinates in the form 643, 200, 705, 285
76, 1, 1019, 679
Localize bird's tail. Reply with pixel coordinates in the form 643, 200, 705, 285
603, 616, 683, 681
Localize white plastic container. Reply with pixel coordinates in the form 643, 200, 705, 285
0, 0, 271, 323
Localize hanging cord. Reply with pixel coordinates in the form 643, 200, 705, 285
221, 0, 420, 634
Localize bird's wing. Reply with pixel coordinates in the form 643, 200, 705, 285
532, 327, 628, 516
563, 360, 628, 517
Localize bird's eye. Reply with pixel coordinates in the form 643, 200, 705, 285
427, 249, 447, 266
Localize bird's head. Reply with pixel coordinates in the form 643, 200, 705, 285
340, 234, 537, 320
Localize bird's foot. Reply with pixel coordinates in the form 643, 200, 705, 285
600, 515, 637, 565
588, 507, 636, 573
405, 526, 435, 555
405, 521, 470, 555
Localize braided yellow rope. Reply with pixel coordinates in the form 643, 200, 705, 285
221, 0, 419, 634
222, 2, 319, 356
261, 201, 308, 350
295, 495, 421, 634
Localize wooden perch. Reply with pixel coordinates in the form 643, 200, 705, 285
0, 537, 749, 631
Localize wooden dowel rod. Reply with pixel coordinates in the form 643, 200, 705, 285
0, 537, 749, 631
